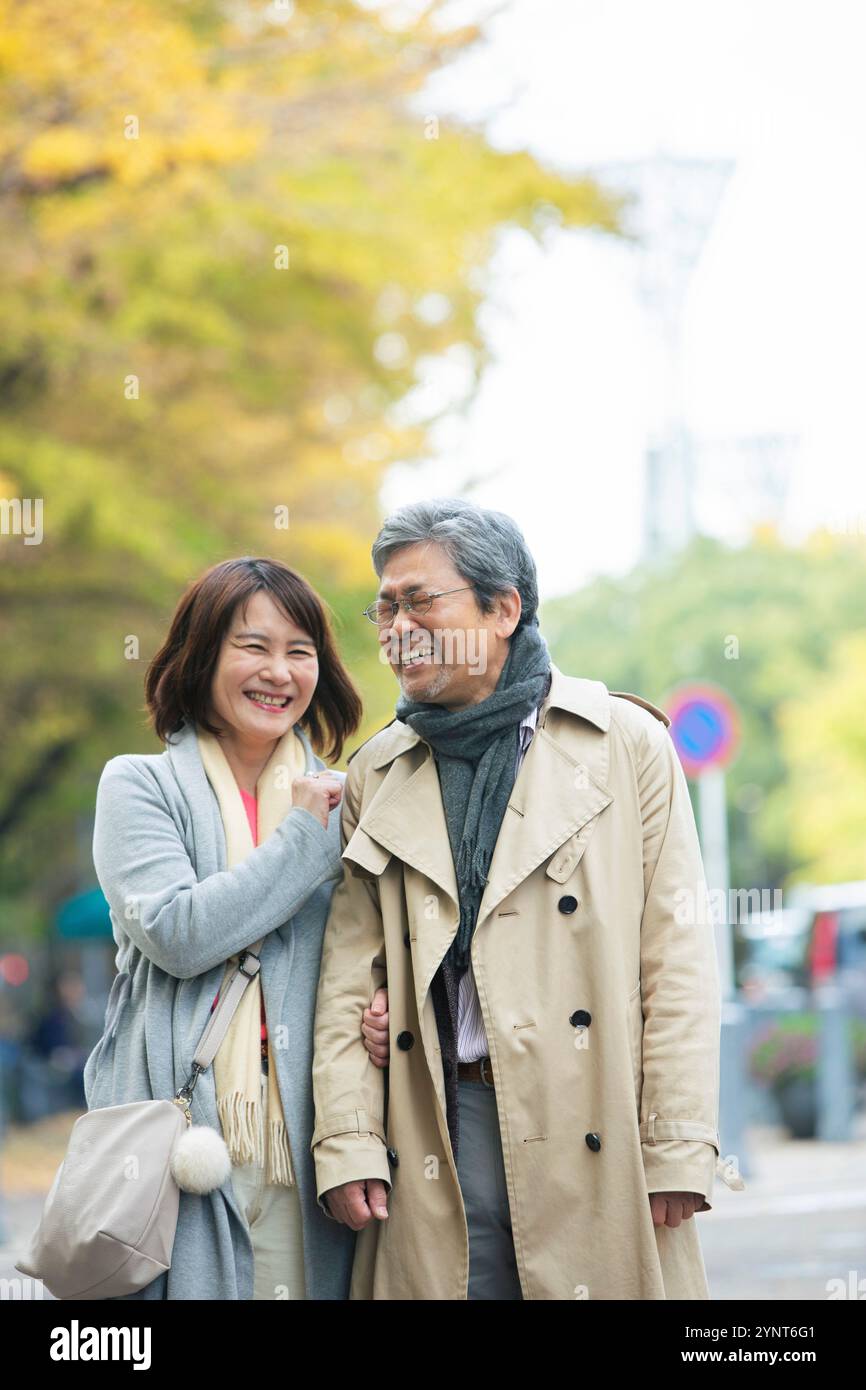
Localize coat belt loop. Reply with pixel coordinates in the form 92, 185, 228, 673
647, 1112, 657, 1145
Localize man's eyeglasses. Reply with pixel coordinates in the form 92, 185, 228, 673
362, 587, 474, 626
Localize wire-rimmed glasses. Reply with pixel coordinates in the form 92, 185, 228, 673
362, 587, 474, 625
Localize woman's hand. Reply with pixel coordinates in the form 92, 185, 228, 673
362, 986, 389, 1068
291, 772, 343, 829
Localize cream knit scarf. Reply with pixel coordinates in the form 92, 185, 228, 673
196, 725, 307, 1185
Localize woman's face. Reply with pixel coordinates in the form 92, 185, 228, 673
208, 590, 319, 746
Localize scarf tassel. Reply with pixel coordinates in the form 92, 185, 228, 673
268, 1116, 295, 1187
456, 837, 490, 890
452, 838, 493, 970
217, 1093, 296, 1186
217, 1091, 263, 1168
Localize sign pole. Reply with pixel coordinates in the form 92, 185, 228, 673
697, 764, 734, 1001
665, 681, 750, 1181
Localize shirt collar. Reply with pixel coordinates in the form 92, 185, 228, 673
520, 702, 540, 733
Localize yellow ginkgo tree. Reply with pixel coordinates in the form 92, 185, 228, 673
0, 0, 626, 924
777, 630, 866, 887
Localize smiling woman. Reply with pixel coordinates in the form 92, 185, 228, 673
146, 557, 360, 768
63, 556, 391, 1302
204, 594, 322, 788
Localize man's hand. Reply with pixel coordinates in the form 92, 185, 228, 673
649, 1191, 703, 1227
361, 986, 389, 1068
323, 1179, 390, 1230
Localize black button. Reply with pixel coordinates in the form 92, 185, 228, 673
396, 1030, 414, 1051
558, 895, 578, 914
570, 1009, 592, 1027
403, 931, 410, 947
386, 1147, 399, 1168
585, 1132, 601, 1152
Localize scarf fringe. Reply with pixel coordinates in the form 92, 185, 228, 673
217, 1093, 296, 1186
456, 837, 489, 889
217, 1092, 264, 1168
453, 839, 494, 970
268, 1116, 295, 1186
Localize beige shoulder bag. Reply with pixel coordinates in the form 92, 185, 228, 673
15, 940, 265, 1300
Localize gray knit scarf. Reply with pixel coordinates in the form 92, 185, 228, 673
395, 617, 552, 975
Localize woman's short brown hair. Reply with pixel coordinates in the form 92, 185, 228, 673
145, 557, 362, 763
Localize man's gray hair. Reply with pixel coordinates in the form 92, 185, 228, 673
371, 497, 539, 627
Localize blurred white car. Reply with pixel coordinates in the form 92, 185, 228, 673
736, 906, 812, 1002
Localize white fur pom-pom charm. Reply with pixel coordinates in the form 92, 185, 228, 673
170, 1124, 232, 1194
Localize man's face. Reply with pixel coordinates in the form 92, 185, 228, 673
374, 541, 519, 708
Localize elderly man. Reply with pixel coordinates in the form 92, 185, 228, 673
311, 498, 736, 1300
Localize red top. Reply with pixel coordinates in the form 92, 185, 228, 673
239, 788, 258, 844
210, 789, 267, 1058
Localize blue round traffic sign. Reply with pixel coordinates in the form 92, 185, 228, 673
666, 683, 739, 776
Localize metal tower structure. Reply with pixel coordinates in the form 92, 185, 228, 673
585, 150, 736, 560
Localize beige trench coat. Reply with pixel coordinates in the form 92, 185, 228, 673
311, 663, 738, 1300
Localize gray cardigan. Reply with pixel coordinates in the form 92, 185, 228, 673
81, 719, 356, 1300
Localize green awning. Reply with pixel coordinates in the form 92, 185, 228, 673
56, 886, 112, 939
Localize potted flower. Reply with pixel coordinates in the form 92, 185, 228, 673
747, 1013, 866, 1138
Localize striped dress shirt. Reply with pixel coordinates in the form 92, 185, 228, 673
456, 701, 540, 1062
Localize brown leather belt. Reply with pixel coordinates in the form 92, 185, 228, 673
457, 1057, 495, 1089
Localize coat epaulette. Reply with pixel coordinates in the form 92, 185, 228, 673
608, 690, 671, 729
346, 719, 400, 765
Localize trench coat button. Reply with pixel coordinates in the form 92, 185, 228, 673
386, 1147, 399, 1168
585, 1132, 602, 1152
403, 931, 410, 947
558, 895, 578, 914
396, 1030, 415, 1051
570, 1009, 592, 1027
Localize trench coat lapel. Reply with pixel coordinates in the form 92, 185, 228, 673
347, 746, 460, 912
344, 664, 615, 1007
474, 716, 613, 930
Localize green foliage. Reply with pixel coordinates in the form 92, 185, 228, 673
541, 529, 866, 895
774, 629, 866, 885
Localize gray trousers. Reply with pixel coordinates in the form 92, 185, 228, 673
456, 1078, 524, 1300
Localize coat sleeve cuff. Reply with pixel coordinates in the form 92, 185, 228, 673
313, 1132, 392, 1220
641, 1138, 719, 1212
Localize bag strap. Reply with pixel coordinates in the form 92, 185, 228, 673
193, 938, 266, 1068
175, 938, 266, 1105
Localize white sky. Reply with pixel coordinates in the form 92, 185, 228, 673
378, 0, 866, 596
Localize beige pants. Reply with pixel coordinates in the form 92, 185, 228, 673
229, 1070, 306, 1300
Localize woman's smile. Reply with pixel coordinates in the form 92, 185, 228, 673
243, 688, 293, 712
